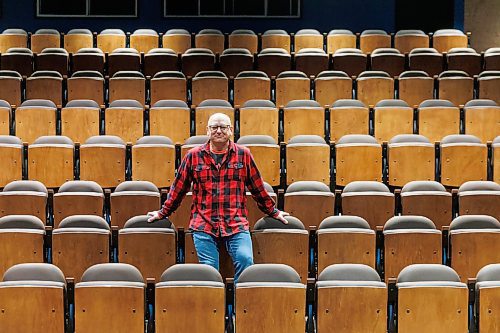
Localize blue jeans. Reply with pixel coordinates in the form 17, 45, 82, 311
192, 230, 253, 283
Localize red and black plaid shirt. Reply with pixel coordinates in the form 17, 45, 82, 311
158, 141, 278, 237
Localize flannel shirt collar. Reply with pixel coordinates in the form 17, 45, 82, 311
201, 140, 236, 154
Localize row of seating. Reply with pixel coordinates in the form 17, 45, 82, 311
1, 97, 499, 143
1, 213, 499, 284
0, 131, 498, 188
1, 254, 499, 331
0, 28, 483, 55
1, 69, 499, 108
2, 44, 499, 78
1, 179, 498, 231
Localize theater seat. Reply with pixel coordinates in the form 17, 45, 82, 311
326, 29, 356, 54
219, 48, 254, 77
237, 135, 280, 187
317, 216, 376, 274
286, 135, 330, 185
0, 180, 47, 221
417, 99, 459, 143
0, 263, 66, 333
109, 71, 146, 106
25, 71, 63, 106
257, 48, 292, 77
458, 181, 500, 222
0, 28, 28, 53
63, 28, 93, 54
233, 72, 271, 106
34, 47, 68, 76
0, 135, 22, 187
191, 71, 228, 106
437, 70, 474, 106
0, 71, 22, 107
119, 215, 176, 281
235, 264, 306, 333
229, 29, 258, 54
195, 29, 224, 55
1, 47, 34, 77
316, 264, 386, 333
0, 100, 11, 134
408, 48, 443, 76
107, 48, 141, 76
332, 48, 367, 76
463, 99, 500, 143
105, 99, 144, 143
294, 29, 323, 52
373, 99, 413, 143
96, 28, 126, 53
150, 71, 187, 105
181, 48, 216, 77
129, 29, 159, 53
275, 71, 310, 107
261, 29, 290, 53
67, 71, 105, 105
356, 71, 394, 107
397, 71, 434, 108
359, 30, 391, 54
149, 100, 190, 144
474, 264, 500, 332
71, 48, 105, 74
394, 29, 429, 54
478, 71, 500, 104
432, 29, 468, 53
143, 48, 178, 77
132, 136, 175, 188
283, 100, 324, 141
75, 263, 145, 332
155, 264, 225, 333
194, 99, 234, 136
162, 29, 191, 54
238, 100, 278, 140
370, 48, 405, 77
31, 29, 60, 53
61, 99, 101, 143
314, 71, 352, 107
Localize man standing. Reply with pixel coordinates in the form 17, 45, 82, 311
147, 113, 288, 281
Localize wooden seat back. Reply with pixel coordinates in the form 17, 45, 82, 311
195, 34, 224, 55
105, 105, 144, 143
356, 76, 394, 107
132, 144, 175, 188
234, 77, 271, 106
0, 144, 22, 187
374, 105, 413, 143
284, 193, 334, 229
150, 76, 187, 105
79, 145, 126, 188
67, 77, 104, 105
31, 34, 60, 53
261, 35, 290, 53
162, 34, 191, 54
0, 76, 22, 107
341, 193, 394, 229
387, 144, 434, 187
28, 144, 74, 188
110, 193, 160, 229
394, 34, 429, 54
129, 35, 158, 53
398, 76, 434, 108
438, 76, 474, 106
275, 77, 310, 107
464, 105, 500, 143
63, 34, 93, 54
109, 77, 146, 106
360, 34, 391, 54
418, 106, 460, 143
327, 34, 356, 54
26, 76, 63, 106
284, 105, 324, 141
191, 76, 228, 106
286, 144, 330, 185
0, 34, 27, 53
0, 231, 44, 277
15, 106, 56, 144
335, 145, 382, 186
478, 76, 500, 104
61, 105, 100, 143
440, 144, 487, 187
229, 34, 258, 54
96, 34, 126, 53
314, 76, 352, 107
53, 193, 104, 227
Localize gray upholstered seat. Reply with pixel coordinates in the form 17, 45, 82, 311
31, 135, 73, 146
419, 99, 455, 108
114, 180, 159, 193
135, 135, 173, 145
237, 135, 277, 145
40, 48, 68, 55
361, 29, 388, 36
389, 134, 431, 145
358, 71, 391, 78
0, 135, 22, 145
383, 215, 436, 231
165, 29, 189, 35
342, 181, 390, 194
221, 48, 252, 56
30, 70, 62, 78
328, 29, 354, 36
3, 180, 47, 194
112, 71, 145, 79
157, 263, 223, 287
0, 70, 22, 78
153, 71, 186, 79
318, 215, 371, 229
336, 134, 378, 145
0, 215, 45, 230
83, 135, 125, 146
58, 180, 103, 194
316, 70, 349, 78
65, 99, 100, 108
438, 70, 469, 78
254, 216, 305, 230
71, 70, 104, 79
449, 215, 500, 230
184, 48, 214, 55
399, 70, 429, 78
285, 100, 321, 108
263, 30, 288, 36
241, 99, 275, 108
375, 99, 409, 108
34, 29, 59, 36
80, 263, 144, 284
57, 215, 109, 230
464, 99, 498, 107
108, 99, 143, 108
317, 263, 384, 287
193, 71, 227, 78
99, 29, 125, 35
238, 264, 301, 284
401, 180, 447, 193
76, 48, 104, 55
286, 181, 331, 193
197, 99, 232, 108
441, 134, 482, 145
395, 30, 426, 36
151, 100, 188, 109
132, 29, 158, 36
236, 71, 269, 79
3, 263, 65, 284
288, 135, 326, 145
331, 99, 366, 108
397, 264, 463, 287
231, 29, 256, 35
111, 48, 139, 55
123, 215, 174, 230
409, 48, 440, 55
184, 135, 208, 145
67, 29, 92, 35
198, 29, 223, 36
277, 71, 307, 79
458, 181, 500, 193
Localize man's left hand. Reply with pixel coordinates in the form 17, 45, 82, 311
275, 210, 290, 224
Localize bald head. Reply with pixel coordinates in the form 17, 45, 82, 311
207, 113, 231, 126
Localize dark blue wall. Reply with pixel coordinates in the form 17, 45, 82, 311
1, 0, 397, 34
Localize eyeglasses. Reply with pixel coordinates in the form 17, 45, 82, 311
208, 125, 231, 132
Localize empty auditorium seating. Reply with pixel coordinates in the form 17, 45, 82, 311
397, 70, 434, 108
74, 263, 145, 332
286, 135, 330, 185
107, 48, 141, 76
150, 71, 187, 104
0, 180, 47, 221
53, 180, 104, 227
162, 29, 191, 54
0, 71, 22, 107
237, 135, 280, 187
394, 264, 468, 332
67, 71, 105, 105
35, 47, 69, 75
408, 48, 443, 76
0, 263, 66, 332
400, 181, 452, 229
149, 100, 190, 144
326, 29, 356, 54
449, 215, 500, 282
239, 99, 279, 142
417, 99, 459, 143
387, 134, 434, 186
359, 29, 391, 54
370, 48, 405, 77
195, 29, 224, 55
341, 181, 394, 229
155, 264, 225, 332
71, 48, 105, 74
329, 99, 369, 141
219, 48, 254, 77
294, 29, 323, 52
261, 29, 290, 53
229, 29, 258, 54
129, 29, 159, 53
105, 99, 144, 143
335, 135, 382, 186
31, 29, 60, 53
63, 28, 93, 54
143, 48, 178, 77
15, 99, 57, 144
25, 71, 63, 106
96, 28, 126, 53
373, 99, 413, 143
110, 181, 160, 229
437, 70, 474, 106
457, 181, 500, 220
356, 71, 394, 107
316, 264, 386, 332
233, 71, 271, 106
61, 99, 100, 143
0, 100, 11, 134
484, 47, 500, 70
294, 48, 329, 76
463, 99, 500, 143
284, 181, 334, 228
317, 216, 376, 273
275, 71, 310, 107
314, 71, 352, 107
194, 99, 234, 135
257, 47, 292, 77
108, 71, 146, 105
28, 136, 74, 188
119, 215, 176, 280
0, 28, 28, 53
52, 215, 110, 282
132, 136, 176, 188
0, 215, 45, 277
79, 135, 126, 188
0, 136, 23, 187
446, 47, 481, 76
191, 71, 228, 105
394, 29, 429, 54
181, 48, 216, 77
478, 71, 500, 104
474, 264, 500, 332
440, 134, 487, 187
235, 264, 306, 333
1, 47, 34, 77
432, 29, 468, 53
283, 100, 324, 141
383, 216, 441, 282
331, 48, 367, 76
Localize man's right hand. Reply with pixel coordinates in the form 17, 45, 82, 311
147, 211, 161, 223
